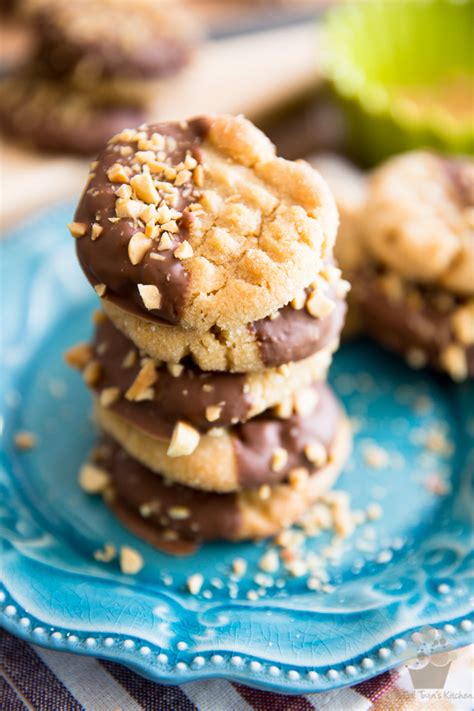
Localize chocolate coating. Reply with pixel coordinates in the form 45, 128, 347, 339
355, 265, 474, 376
75, 119, 209, 324
102, 438, 241, 547
250, 295, 346, 367
92, 317, 250, 435
234, 382, 341, 488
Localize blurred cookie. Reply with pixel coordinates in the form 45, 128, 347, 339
0, 76, 145, 155
28, 0, 197, 103
354, 151, 474, 380
94, 382, 343, 493
355, 265, 474, 381
68, 313, 337, 432
72, 115, 339, 333
363, 152, 473, 296
90, 409, 350, 545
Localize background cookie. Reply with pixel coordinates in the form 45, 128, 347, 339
355, 266, 474, 381
363, 151, 474, 295
94, 382, 343, 493
97, 417, 350, 546
30, 0, 197, 89
0, 76, 145, 155
73, 115, 339, 332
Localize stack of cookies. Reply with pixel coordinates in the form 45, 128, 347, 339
67, 114, 351, 552
0, 0, 198, 154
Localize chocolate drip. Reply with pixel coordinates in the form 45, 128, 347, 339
250, 297, 346, 367
93, 317, 251, 435
75, 119, 210, 324
234, 383, 340, 488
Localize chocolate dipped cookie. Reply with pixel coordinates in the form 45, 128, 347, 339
94, 382, 343, 493
354, 151, 473, 380
29, 0, 198, 105
71, 115, 339, 334
67, 314, 337, 433
85, 401, 350, 546
0, 76, 145, 155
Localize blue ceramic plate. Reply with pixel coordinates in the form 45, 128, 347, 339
1, 203, 473, 693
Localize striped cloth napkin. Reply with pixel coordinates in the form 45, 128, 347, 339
1, 629, 471, 710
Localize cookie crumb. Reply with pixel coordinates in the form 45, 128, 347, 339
406, 348, 428, 369
232, 558, 247, 577
120, 546, 144, 575
258, 549, 279, 573
93, 543, 116, 562
362, 442, 388, 469
14, 430, 37, 450
187, 573, 203, 595
79, 463, 110, 494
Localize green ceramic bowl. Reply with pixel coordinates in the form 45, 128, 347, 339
323, 0, 474, 166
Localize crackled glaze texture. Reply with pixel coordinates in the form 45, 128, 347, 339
0, 204, 473, 693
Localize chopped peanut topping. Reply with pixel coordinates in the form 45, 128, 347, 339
168, 506, 190, 520
79, 463, 110, 494
304, 442, 327, 467
116, 198, 145, 220
130, 171, 159, 204
451, 302, 474, 346
271, 447, 288, 472
167, 421, 200, 457
174, 240, 194, 260
125, 359, 157, 401
293, 389, 319, 417
167, 363, 184, 377
91, 223, 103, 240
122, 349, 137, 368
83, 360, 101, 386
138, 284, 162, 310
306, 291, 335, 319
440, 343, 468, 381
128, 232, 152, 265
65, 342, 92, 369
205, 405, 222, 422
289, 467, 309, 489
94, 283, 107, 297
193, 164, 205, 187
100, 387, 120, 407
158, 233, 173, 251
107, 163, 130, 183
68, 222, 87, 238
